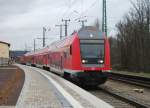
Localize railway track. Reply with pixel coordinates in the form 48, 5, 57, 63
88, 86, 150, 108
85, 72, 150, 108
89, 88, 136, 108
106, 72, 150, 88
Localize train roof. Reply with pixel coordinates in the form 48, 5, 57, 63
47, 26, 104, 51
24, 47, 49, 56
78, 26, 104, 39
24, 26, 104, 57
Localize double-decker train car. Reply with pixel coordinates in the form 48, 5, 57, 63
20, 26, 111, 86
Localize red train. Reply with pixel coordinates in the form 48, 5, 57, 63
20, 26, 111, 86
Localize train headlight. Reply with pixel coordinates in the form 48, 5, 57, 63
98, 60, 104, 64
82, 60, 88, 64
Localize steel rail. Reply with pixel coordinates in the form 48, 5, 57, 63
98, 86, 150, 108
106, 72, 150, 88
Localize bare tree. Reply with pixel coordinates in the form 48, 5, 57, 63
112, 0, 150, 72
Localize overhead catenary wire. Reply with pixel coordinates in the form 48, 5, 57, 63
61, 0, 98, 20
80, 0, 99, 16
55, 0, 100, 37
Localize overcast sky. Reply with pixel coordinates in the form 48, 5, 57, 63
0, 0, 135, 50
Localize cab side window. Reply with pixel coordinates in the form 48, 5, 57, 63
70, 45, 72, 55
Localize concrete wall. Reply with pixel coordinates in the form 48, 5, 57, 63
0, 43, 9, 58
0, 58, 9, 66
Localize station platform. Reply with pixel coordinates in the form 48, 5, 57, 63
15, 64, 113, 108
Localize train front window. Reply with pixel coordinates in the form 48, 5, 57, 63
80, 43, 104, 64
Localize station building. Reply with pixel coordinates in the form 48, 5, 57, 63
0, 41, 10, 66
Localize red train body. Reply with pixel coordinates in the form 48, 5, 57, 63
20, 26, 111, 86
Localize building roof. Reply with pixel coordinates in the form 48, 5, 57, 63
0, 41, 10, 47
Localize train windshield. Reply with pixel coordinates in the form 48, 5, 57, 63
80, 44, 104, 59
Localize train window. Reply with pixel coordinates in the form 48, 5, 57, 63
80, 44, 104, 59
70, 46, 72, 55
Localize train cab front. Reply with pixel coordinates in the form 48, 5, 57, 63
72, 26, 110, 86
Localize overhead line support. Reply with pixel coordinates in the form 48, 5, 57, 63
62, 19, 70, 37
102, 0, 107, 36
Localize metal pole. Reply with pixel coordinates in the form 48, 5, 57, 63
62, 19, 70, 37
56, 24, 64, 39
79, 19, 87, 28
43, 27, 46, 47
60, 25, 62, 39
102, 0, 107, 36
34, 39, 36, 51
